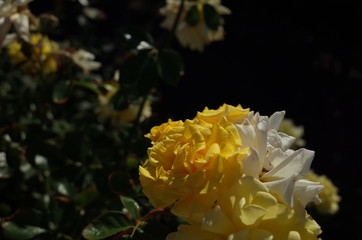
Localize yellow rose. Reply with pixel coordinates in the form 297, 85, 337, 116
139, 104, 250, 222
167, 176, 322, 240
7, 33, 58, 74
305, 170, 341, 214
97, 83, 152, 126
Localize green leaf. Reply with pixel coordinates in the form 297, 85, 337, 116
82, 211, 132, 240
120, 50, 160, 97
109, 89, 129, 111
2, 222, 47, 240
186, 5, 200, 26
72, 81, 101, 95
74, 187, 100, 208
203, 4, 221, 30
158, 49, 183, 86
120, 196, 140, 220
52, 81, 72, 104
0, 152, 11, 178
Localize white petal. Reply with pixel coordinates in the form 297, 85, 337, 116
242, 148, 260, 178
268, 111, 285, 130
261, 148, 314, 181
264, 148, 286, 171
267, 130, 295, 151
295, 179, 324, 207
263, 176, 295, 207
13, 13, 30, 42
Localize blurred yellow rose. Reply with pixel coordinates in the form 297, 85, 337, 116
7, 33, 58, 74
305, 170, 341, 214
97, 83, 152, 126
160, 0, 231, 52
139, 104, 249, 222
167, 176, 322, 240
279, 118, 306, 149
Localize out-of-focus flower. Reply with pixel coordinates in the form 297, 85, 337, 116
160, 0, 231, 52
97, 83, 152, 126
167, 176, 322, 240
139, 104, 249, 222
305, 170, 341, 214
69, 49, 101, 73
235, 111, 323, 208
7, 33, 59, 74
0, 0, 35, 47
279, 118, 306, 149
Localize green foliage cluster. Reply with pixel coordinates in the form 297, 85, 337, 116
0, 0, 212, 239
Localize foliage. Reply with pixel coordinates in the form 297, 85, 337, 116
0, 0, 186, 239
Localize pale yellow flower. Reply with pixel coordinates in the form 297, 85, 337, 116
68, 49, 101, 73
97, 83, 151, 126
0, 0, 35, 47
139, 104, 249, 222
160, 0, 231, 52
7, 33, 59, 74
305, 170, 341, 214
279, 118, 306, 149
167, 176, 322, 240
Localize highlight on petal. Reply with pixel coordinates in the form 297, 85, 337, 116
167, 176, 322, 240
261, 149, 314, 182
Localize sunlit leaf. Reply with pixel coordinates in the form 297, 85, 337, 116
203, 4, 221, 30
72, 81, 101, 95
120, 196, 140, 220
82, 211, 132, 240
2, 222, 47, 240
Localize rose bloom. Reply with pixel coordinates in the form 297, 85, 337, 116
0, 0, 35, 47
7, 33, 58, 74
305, 170, 341, 214
139, 104, 249, 222
159, 0, 231, 52
97, 83, 152, 126
140, 104, 323, 221
167, 176, 322, 240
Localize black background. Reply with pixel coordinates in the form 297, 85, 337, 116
160, 1, 362, 239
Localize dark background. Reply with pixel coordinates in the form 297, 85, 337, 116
161, 1, 362, 239
30, 0, 362, 239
